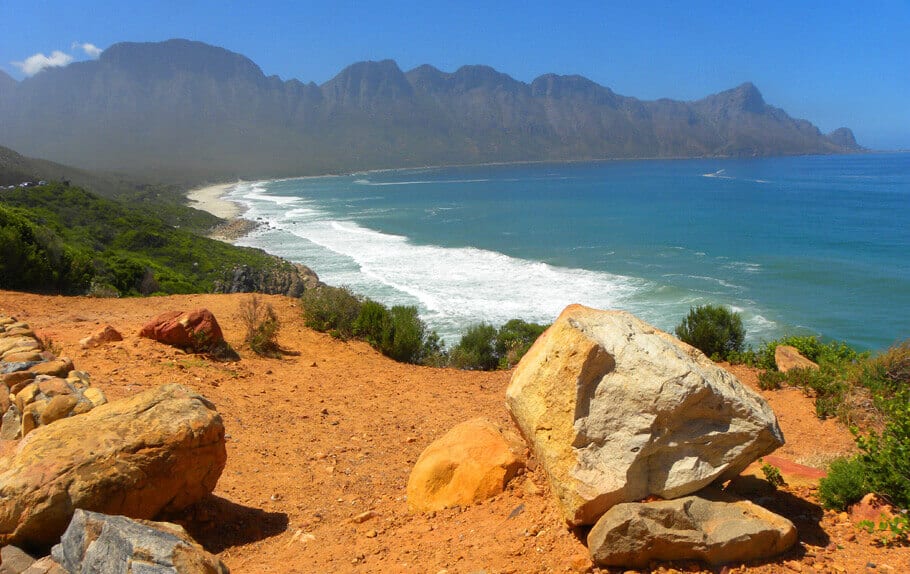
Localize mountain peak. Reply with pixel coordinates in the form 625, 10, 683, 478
99, 39, 265, 82
322, 59, 413, 105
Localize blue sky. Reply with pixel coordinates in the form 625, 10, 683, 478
2, 1, 908, 150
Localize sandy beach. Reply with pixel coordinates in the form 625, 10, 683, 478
186, 181, 244, 219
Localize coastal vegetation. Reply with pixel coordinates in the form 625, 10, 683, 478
733, 332, 909, 515
673, 303, 908, 515
239, 295, 282, 358
0, 182, 283, 296
299, 284, 545, 369
675, 304, 745, 361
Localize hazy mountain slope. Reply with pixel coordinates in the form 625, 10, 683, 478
0, 39, 860, 181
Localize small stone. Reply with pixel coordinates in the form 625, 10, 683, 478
364, 529, 377, 538
37, 377, 73, 397
41, 395, 79, 425
785, 560, 803, 572
352, 510, 378, 524
1, 405, 21, 440
82, 387, 107, 407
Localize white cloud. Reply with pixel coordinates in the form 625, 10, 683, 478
11, 50, 74, 76
72, 42, 103, 58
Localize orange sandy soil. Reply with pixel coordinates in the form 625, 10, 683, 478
1, 290, 907, 574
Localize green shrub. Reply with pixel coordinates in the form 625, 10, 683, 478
674, 304, 745, 360
819, 456, 869, 511
239, 295, 282, 357
495, 319, 548, 369
855, 398, 910, 510
381, 306, 427, 364
300, 285, 362, 339
758, 370, 786, 390
450, 323, 499, 370
760, 459, 785, 488
353, 299, 442, 364
353, 299, 391, 347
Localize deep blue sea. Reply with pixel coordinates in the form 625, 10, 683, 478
230, 154, 910, 351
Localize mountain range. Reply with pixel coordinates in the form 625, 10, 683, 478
0, 39, 861, 182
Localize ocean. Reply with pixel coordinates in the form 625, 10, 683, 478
229, 154, 910, 351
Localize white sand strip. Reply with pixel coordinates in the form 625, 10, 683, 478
186, 182, 244, 219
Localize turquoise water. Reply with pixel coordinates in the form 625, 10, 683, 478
231, 154, 910, 351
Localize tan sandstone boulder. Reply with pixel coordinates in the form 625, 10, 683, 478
774, 345, 819, 373
407, 418, 526, 512
0, 383, 226, 549
587, 491, 797, 567
79, 325, 123, 349
506, 305, 784, 525
139, 309, 225, 351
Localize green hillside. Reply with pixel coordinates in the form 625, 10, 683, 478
0, 182, 279, 296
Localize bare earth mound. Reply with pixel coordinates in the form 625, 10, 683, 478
0, 291, 906, 573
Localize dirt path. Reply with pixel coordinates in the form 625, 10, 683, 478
1, 291, 906, 573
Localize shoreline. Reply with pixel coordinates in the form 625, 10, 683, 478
186, 181, 246, 220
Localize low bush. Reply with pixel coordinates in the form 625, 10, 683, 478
819, 457, 869, 511
674, 304, 745, 360
450, 323, 499, 370
300, 285, 362, 339
239, 295, 282, 357
449, 319, 548, 371
381, 306, 429, 364
495, 319, 548, 369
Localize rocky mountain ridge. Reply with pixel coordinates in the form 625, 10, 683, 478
0, 39, 861, 181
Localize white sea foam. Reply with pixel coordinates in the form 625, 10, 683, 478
233, 179, 782, 346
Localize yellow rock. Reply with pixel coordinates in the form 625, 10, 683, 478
83, 387, 107, 407
14, 382, 40, 412
40, 395, 79, 425
406, 417, 525, 512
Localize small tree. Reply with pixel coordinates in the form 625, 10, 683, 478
675, 304, 745, 360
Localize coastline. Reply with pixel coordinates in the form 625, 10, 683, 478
186, 181, 245, 219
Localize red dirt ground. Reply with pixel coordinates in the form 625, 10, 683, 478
1, 291, 907, 573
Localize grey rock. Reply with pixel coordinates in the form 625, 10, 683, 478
0, 362, 39, 375
52, 510, 229, 574
506, 305, 785, 525
587, 491, 798, 567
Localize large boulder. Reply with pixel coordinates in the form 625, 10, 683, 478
587, 491, 797, 567
407, 418, 526, 512
0, 384, 226, 549
139, 309, 224, 351
52, 509, 229, 574
774, 345, 819, 373
506, 305, 784, 525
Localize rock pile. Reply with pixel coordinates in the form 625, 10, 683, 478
0, 383, 226, 549
0, 318, 107, 440
502, 305, 796, 567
